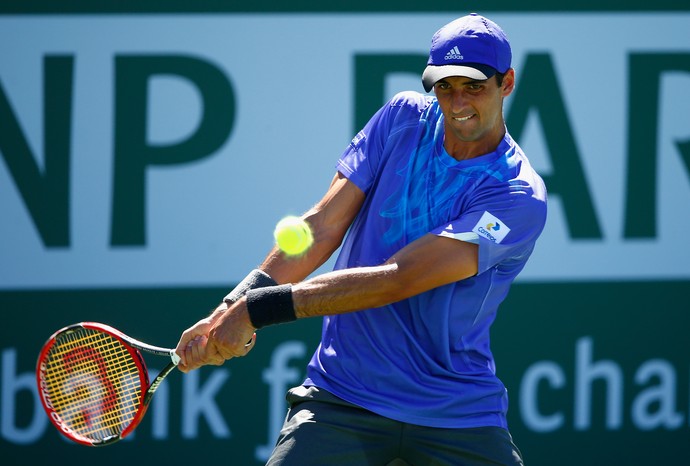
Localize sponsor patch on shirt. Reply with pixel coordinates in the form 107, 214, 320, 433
472, 211, 511, 244
350, 131, 366, 149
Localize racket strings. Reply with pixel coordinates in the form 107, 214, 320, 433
42, 327, 144, 441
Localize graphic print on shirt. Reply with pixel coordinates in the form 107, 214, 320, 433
379, 105, 509, 247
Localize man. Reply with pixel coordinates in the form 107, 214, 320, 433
176, 13, 546, 465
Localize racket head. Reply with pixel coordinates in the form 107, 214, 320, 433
36, 322, 150, 446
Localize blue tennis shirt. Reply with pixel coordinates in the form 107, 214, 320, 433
304, 91, 547, 429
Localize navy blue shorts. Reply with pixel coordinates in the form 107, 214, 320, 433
265, 386, 524, 466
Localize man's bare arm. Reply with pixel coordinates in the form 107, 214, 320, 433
291, 232, 479, 318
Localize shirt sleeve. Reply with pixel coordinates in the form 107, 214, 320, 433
336, 92, 430, 194
432, 173, 547, 275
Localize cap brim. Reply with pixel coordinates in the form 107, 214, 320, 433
422, 64, 497, 92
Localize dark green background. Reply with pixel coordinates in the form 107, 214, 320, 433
0, 1, 687, 13
2, 281, 688, 465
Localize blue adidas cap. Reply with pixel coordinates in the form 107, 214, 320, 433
422, 13, 512, 92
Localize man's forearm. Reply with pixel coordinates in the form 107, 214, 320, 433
290, 264, 406, 319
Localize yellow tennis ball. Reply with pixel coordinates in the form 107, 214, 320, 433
274, 216, 314, 256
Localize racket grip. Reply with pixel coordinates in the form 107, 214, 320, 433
170, 350, 181, 365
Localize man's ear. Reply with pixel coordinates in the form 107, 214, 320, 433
502, 68, 516, 97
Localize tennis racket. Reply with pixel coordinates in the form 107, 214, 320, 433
36, 322, 180, 446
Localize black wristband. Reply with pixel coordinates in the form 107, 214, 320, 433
246, 285, 296, 329
223, 269, 278, 304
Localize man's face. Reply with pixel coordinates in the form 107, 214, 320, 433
434, 69, 514, 153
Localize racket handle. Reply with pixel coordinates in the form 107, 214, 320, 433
170, 350, 181, 365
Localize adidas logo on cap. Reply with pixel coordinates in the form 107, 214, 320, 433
444, 46, 463, 61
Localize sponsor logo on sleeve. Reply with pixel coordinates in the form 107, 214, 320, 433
472, 211, 511, 244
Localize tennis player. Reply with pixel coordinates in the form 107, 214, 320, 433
177, 13, 547, 465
